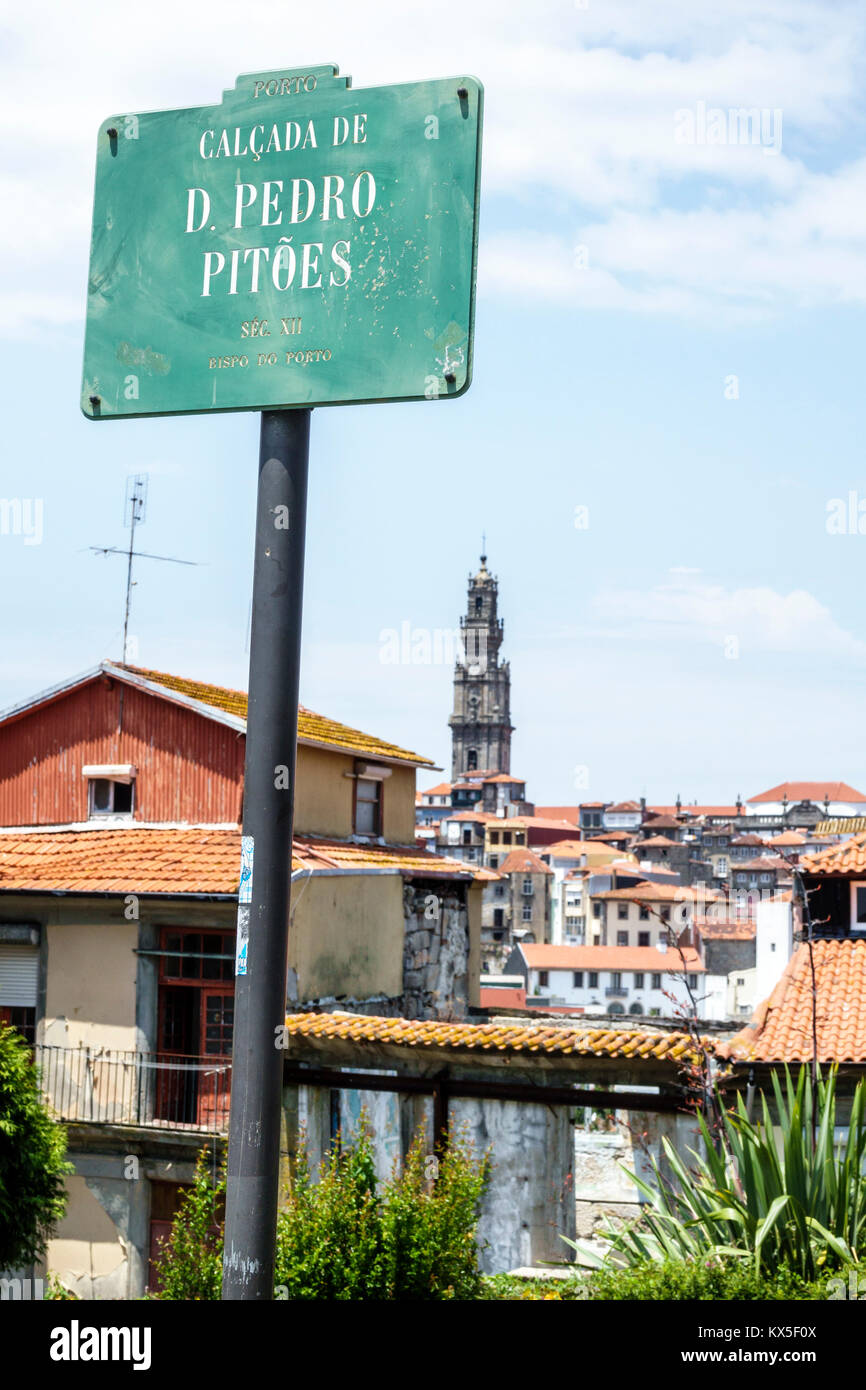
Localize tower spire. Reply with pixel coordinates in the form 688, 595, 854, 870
448, 552, 513, 781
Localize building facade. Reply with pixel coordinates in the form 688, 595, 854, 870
448, 555, 513, 780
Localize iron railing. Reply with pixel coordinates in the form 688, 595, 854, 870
34, 1045, 231, 1134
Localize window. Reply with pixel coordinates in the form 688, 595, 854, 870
489, 855, 499, 869
522, 903, 532, 922
88, 777, 134, 818
0, 942, 38, 1046
354, 777, 382, 836
616, 930, 628, 946
854, 884, 866, 926
490, 831, 499, 845
649, 1007, 660, 1017
503, 832, 512, 845
592, 903, 602, 919
633, 972, 644, 988
638, 906, 650, 921
717, 857, 728, 874
467, 749, 477, 771
687, 973, 698, 989
760, 872, 772, 884
515, 833, 525, 844
522, 877, 533, 896
475, 595, 482, 613
572, 971, 584, 988
652, 973, 662, 989
610, 971, 622, 989
638, 931, 650, 948
660, 907, 670, 924
736, 976, 745, 986
609, 1002, 624, 1014
493, 908, 504, 927
629, 1002, 642, 1016
538, 970, 549, 988
588, 971, 598, 988
617, 903, 628, 920
495, 884, 505, 898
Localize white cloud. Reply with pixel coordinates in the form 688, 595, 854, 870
588, 571, 866, 661
1, 0, 864, 331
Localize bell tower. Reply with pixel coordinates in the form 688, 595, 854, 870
448, 554, 513, 780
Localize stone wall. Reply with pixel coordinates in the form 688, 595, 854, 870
402, 881, 469, 1020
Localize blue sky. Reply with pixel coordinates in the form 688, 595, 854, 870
2, 0, 866, 804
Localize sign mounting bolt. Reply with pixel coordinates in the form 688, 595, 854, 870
444, 370, 456, 383
89, 395, 101, 407
457, 88, 468, 99
107, 128, 118, 139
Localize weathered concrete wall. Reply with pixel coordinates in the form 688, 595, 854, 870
43, 921, 139, 1051
291, 873, 405, 1002
281, 1084, 574, 1275
456, 1098, 575, 1273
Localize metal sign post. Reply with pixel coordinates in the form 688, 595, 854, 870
82, 63, 482, 1300
223, 409, 309, 1299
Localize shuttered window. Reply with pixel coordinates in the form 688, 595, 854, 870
0, 945, 39, 1008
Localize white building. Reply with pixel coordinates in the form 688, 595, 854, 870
745, 781, 866, 819
505, 942, 708, 1019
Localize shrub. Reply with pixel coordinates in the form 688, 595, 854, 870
275, 1125, 490, 1300
150, 1148, 225, 1300
0, 1025, 71, 1269
155, 1123, 489, 1299
565, 1066, 866, 1281
581, 1258, 842, 1301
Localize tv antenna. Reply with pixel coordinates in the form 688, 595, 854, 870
90, 473, 199, 662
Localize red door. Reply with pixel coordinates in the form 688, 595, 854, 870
198, 988, 233, 1127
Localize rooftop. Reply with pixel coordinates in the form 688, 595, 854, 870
747, 781, 866, 805
719, 939, 866, 1063
802, 832, 866, 877
519, 943, 704, 972
497, 848, 553, 876
0, 825, 494, 896
282, 1010, 704, 1061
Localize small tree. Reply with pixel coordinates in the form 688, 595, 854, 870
0, 1025, 71, 1269
150, 1148, 225, 1300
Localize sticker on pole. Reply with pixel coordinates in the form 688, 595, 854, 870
235, 835, 254, 976
81, 65, 483, 420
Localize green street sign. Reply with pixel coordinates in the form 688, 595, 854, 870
82, 66, 483, 420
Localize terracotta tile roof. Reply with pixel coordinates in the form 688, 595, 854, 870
115, 663, 434, 767
0, 827, 492, 894
694, 919, 756, 941
283, 1010, 704, 1061
650, 806, 742, 819
606, 801, 641, 813
637, 835, 679, 849
718, 939, 866, 1063
802, 832, 866, 876
545, 840, 636, 861
420, 783, 453, 798
747, 781, 866, 805
481, 773, 525, 784
730, 834, 769, 847
768, 831, 807, 847
534, 807, 581, 823
642, 815, 682, 830
595, 880, 701, 903
497, 848, 553, 876
519, 943, 705, 972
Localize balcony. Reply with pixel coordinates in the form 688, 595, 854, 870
605, 986, 628, 998
36, 1045, 231, 1134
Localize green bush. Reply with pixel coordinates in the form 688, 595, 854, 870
149, 1148, 225, 1300
275, 1126, 489, 1300
582, 1259, 841, 1301
154, 1123, 489, 1300
566, 1066, 866, 1281
0, 1025, 71, 1269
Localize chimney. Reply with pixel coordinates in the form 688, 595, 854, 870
640, 796, 646, 816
